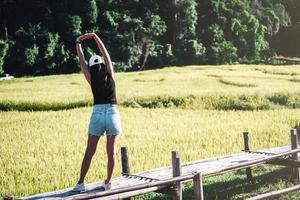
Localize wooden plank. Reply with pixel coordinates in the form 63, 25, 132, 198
94, 185, 168, 200
204, 148, 300, 177
193, 172, 204, 200
172, 151, 182, 200
291, 129, 300, 183
246, 184, 300, 200
19, 145, 300, 200
62, 148, 300, 200
136, 145, 295, 180
64, 178, 186, 200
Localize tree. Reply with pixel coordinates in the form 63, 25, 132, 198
82, 0, 98, 31
0, 40, 9, 74
61, 15, 82, 43
0, 0, 299, 75
211, 41, 238, 64
100, 1, 167, 70
5, 24, 70, 76
177, 0, 198, 40
270, 0, 300, 57
231, 11, 267, 59
253, 0, 290, 36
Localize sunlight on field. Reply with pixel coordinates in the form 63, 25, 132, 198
0, 74, 91, 103
1, 65, 300, 104
2, 65, 300, 198
1, 108, 300, 196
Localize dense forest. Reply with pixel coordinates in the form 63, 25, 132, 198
0, 0, 299, 76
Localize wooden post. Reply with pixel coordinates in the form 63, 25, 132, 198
295, 125, 300, 143
172, 151, 182, 200
4, 195, 15, 200
121, 147, 130, 174
121, 147, 131, 200
243, 132, 253, 181
193, 172, 204, 200
291, 129, 300, 183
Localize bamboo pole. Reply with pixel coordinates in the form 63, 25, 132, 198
291, 129, 300, 183
121, 147, 130, 174
172, 151, 182, 200
243, 132, 253, 181
98, 185, 168, 200
246, 184, 300, 200
268, 159, 300, 167
66, 148, 300, 200
193, 172, 204, 200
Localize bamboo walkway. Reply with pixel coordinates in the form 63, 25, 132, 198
9, 130, 300, 200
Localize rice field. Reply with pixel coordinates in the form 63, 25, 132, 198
2, 65, 300, 105
2, 65, 300, 199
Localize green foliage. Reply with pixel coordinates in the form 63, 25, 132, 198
24, 44, 39, 66
207, 24, 224, 43
83, 0, 98, 31
62, 15, 82, 40
177, 0, 198, 40
103, 9, 167, 69
148, 43, 174, 67
254, 0, 290, 36
0, 0, 296, 75
83, 0, 98, 24
121, 95, 194, 109
0, 40, 9, 74
231, 11, 267, 59
211, 41, 238, 64
179, 40, 206, 64
6, 24, 70, 76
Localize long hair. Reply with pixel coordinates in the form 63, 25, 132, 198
90, 63, 108, 85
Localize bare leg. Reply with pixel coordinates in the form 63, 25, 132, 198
78, 135, 100, 183
105, 135, 117, 183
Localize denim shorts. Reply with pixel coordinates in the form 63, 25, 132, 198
88, 104, 122, 136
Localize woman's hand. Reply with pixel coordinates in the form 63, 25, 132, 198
76, 33, 96, 43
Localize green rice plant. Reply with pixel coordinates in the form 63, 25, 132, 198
204, 94, 271, 110
0, 100, 91, 111
2, 108, 300, 197
289, 77, 300, 83
3, 65, 300, 198
133, 78, 165, 82
1, 65, 300, 110
218, 77, 258, 87
260, 68, 300, 76
120, 95, 197, 109
267, 93, 292, 105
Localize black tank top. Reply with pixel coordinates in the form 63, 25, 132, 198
90, 63, 117, 105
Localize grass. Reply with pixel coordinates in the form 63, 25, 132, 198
2, 65, 300, 199
2, 65, 300, 111
1, 65, 300, 111
1, 108, 300, 197
218, 77, 258, 87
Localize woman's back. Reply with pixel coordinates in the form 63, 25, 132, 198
90, 63, 117, 105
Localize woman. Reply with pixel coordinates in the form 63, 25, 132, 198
73, 33, 122, 192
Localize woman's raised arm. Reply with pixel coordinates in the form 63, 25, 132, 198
76, 36, 91, 85
91, 34, 115, 79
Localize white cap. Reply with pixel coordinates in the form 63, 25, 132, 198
89, 55, 104, 67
